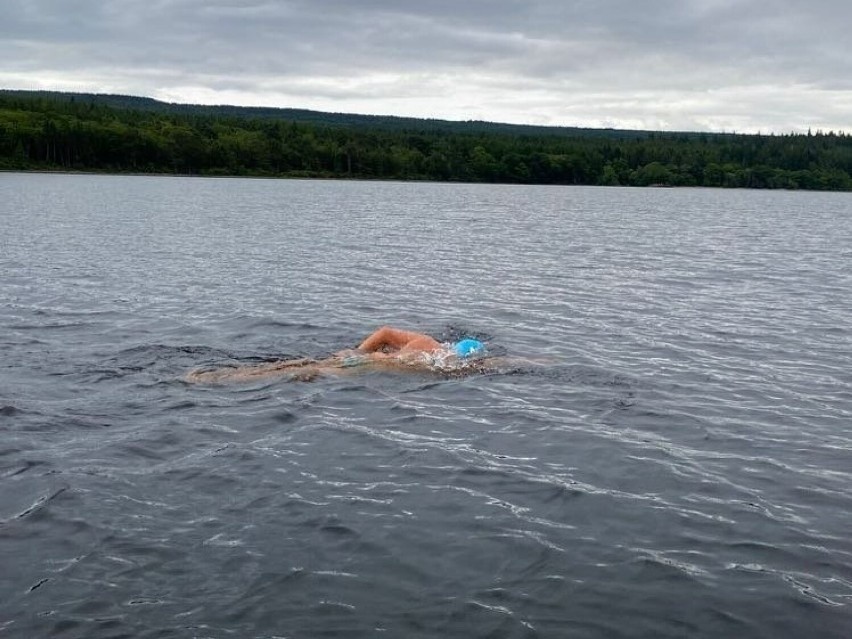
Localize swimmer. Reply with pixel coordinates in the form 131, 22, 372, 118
185, 326, 490, 384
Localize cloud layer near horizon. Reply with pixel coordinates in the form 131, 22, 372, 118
3, 0, 850, 132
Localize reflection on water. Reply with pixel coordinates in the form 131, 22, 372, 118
1, 174, 851, 637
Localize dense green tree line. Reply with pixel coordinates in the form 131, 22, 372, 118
1, 92, 851, 190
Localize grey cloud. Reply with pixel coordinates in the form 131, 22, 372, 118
2, 0, 850, 132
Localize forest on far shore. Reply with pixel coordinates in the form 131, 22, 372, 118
1, 91, 851, 191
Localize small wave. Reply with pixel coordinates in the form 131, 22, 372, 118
5, 321, 91, 331
2, 486, 69, 525
244, 318, 327, 331
0, 459, 48, 479
0, 404, 22, 417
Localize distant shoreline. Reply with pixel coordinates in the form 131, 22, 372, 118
4, 168, 850, 194
2, 90, 851, 192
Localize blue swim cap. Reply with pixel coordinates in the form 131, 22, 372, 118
453, 338, 485, 358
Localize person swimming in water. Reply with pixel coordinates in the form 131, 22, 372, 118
185, 326, 488, 384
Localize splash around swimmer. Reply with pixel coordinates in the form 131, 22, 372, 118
185, 326, 490, 384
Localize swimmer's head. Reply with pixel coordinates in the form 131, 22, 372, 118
453, 338, 485, 358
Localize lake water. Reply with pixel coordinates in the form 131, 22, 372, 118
1, 173, 851, 638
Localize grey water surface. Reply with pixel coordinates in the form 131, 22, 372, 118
1, 173, 851, 638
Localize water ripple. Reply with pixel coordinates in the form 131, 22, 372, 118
2, 175, 851, 637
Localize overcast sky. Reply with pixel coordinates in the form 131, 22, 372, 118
3, 0, 850, 133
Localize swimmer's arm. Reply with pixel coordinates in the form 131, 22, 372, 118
356, 326, 440, 353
